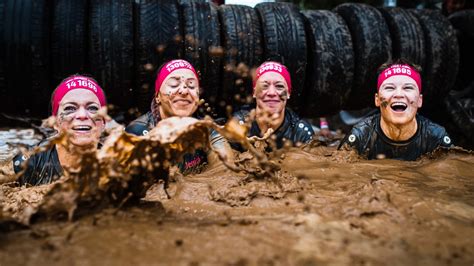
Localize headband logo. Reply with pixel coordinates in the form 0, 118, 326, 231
166, 60, 193, 73
65, 78, 98, 93
384, 65, 412, 78
259, 62, 283, 74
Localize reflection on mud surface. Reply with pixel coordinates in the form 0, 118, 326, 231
0, 123, 473, 265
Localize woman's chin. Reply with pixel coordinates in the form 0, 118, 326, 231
68, 136, 98, 148
172, 108, 196, 117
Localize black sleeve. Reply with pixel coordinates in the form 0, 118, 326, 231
125, 121, 150, 136
427, 123, 452, 149
293, 119, 314, 144
338, 125, 366, 154
14, 152, 37, 186
12, 152, 29, 174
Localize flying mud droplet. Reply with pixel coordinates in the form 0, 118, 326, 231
156, 45, 166, 54
144, 63, 154, 71
209, 46, 224, 57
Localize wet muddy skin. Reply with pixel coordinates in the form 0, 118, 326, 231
1, 144, 473, 265
0, 121, 474, 265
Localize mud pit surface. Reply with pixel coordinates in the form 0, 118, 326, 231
0, 126, 473, 265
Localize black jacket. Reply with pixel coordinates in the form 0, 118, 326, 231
232, 107, 314, 149
14, 145, 63, 186
125, 111, 208, 175
339, 113, 452, 160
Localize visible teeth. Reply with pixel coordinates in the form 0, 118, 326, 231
73, 126, 91, 130
391, 102, 407, 107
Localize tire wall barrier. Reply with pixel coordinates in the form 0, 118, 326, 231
0, 1, 463, 119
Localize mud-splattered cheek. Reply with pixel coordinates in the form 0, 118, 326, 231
378, 97, 389, 108
56, 111, 74, 130
278, 90, 289, 101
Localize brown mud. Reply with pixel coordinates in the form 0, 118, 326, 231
0, 121, 473, 265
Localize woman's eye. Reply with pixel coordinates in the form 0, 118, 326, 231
186, 80, 197, 88
404, 86, 415, 90
87, 105, 99, 112
64, 106, 76, 112
167, 79, 180, 87
384, 86, 395, 90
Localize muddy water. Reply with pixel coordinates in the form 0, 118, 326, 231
0, 128, 473, 265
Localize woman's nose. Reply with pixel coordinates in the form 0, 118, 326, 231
266, 85, 278, 96
178, 84, 189, 95
75, 107, 89, 119
393, 86, 404, 98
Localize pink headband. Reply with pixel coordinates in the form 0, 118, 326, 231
155, 59, 199, 94
377, 64, 422, 92
253, 61, 292, 94
52, 75, 106, 116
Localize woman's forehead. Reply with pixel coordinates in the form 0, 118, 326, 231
60, 89, 101, 104
382, 75, 418, 85
168, 68, 197, 79
259, 71, 286, 83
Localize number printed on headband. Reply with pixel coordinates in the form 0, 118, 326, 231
166, 60, 192, 72
65, 78, 98, 92
260, 63, 283, 74
384, 67, 412, 78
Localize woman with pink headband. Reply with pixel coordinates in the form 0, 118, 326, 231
126, 59, 231, 174
14, 75, 107, 185
339, 59, 452, 160
232, 61, 314, 150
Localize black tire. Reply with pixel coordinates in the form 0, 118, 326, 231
1, 0, 51, 116
180, 0, 221, 103
411, 9, 459, 111
379, 7, 425, 68
449, 10, 474, 90
255, 2, 307, 111
302, 10, 354, 117
51, 0, 87, 87
218, 4, 263, 105
334, 3, 392, 110
0, 0, 5, 105
134, 0, 181, 113
89, 0, 134, 111
208, 2, 222, 104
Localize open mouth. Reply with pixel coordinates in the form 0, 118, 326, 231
72, 125, 92, 132
390, 102, 407, 112
263, 100, 281, 104
173, 99, 192, 104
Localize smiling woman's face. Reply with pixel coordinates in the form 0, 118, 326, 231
375, 75, 422, 126
55, 89, 105, 147
254, 71, 289, 115
156, 68, 200, 119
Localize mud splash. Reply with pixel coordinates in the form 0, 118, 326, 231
0, 120, 473, 265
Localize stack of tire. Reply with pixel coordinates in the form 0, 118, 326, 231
0, 0, 461, 120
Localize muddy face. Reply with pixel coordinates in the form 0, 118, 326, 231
375, 75, 422, 126
157, 69, 200, 119
55, 89, 105, 147
253, 72, 289, 118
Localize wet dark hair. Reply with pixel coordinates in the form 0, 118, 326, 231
377, 58, 422, 76
49, 73, 101, 115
